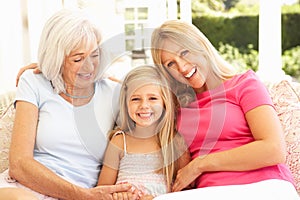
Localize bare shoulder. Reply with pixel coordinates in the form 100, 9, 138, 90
109, 132, 126, 150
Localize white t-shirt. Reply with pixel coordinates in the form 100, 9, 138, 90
15, 69, 120, 188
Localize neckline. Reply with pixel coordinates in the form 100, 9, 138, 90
63, 83, 95, 99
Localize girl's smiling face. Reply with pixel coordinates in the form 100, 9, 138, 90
127, 84, 164, 128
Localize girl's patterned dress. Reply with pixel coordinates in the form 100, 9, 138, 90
114, 131, 168, 198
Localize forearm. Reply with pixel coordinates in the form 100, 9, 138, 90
9, 158, 86, 200
195, 139, 286, 175
97, 165, 118, 186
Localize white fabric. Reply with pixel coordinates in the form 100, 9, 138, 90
0, 170, 57, 200
154, 179, 300, 200
10, 69, 120, 188
113, 131, 168, 197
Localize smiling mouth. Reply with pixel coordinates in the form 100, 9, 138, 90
78, 73, 92, 79
185, 67, 196, 78
138, 113, 152, 118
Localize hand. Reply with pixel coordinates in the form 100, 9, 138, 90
108, 76, 122, 83
111, 182, 141, 200
139, 194, 154, 200
86, 184, 137, 200
172, 158, 201, 192
112, 191, 140, 200
16, 63, 40, 87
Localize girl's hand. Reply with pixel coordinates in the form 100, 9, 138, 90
111, 182, 141, 200
139, 194, 154, 200
112, 191, 139, 200
87, 184, 138, 200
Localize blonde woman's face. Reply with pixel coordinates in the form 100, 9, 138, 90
63, 42, 99, 89
127, 84, 164, 128
160, 39, 208, 93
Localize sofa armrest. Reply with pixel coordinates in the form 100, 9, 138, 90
0, 91, 16, 173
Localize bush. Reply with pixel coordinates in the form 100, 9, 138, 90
218, 43, 258, 72
282, 46, 300, 81
218, 43, 300, 81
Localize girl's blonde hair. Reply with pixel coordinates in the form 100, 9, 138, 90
114, 65, 180, 191
151, 20, 237, 106
38, 9, 105, 93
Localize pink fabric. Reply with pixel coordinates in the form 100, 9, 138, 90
177, 70, 295, 188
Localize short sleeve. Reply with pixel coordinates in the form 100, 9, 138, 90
15, 70, 39, 108
236, 70, 273, 114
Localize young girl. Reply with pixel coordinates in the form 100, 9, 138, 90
97, 65, 191, 199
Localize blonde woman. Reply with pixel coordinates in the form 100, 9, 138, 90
151, 20, 299, 199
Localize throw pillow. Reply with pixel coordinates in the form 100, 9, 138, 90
267, 80, 300, 194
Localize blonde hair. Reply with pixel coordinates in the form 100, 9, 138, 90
37, 9, 104, 93
114, 65, 180, 191
151, 20, 237, 106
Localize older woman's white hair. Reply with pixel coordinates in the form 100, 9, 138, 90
37, 9, 105, 93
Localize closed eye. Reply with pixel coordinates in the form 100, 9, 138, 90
74, 58, 83, 62
131, 97, 140, 101
91, 53, 99, 58
91, 50, 100, 58
149, 97, 159, 100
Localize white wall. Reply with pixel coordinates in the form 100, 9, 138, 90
0, 0, 23, 92
0, 0, 63, 93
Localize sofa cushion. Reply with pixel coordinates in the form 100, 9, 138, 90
267, 80, 300, 193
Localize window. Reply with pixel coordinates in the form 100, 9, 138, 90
124, 6, 148, 51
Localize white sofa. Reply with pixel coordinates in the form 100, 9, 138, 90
0, 79, 300, 195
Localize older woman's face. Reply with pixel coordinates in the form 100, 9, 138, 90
63, 42, 100, 89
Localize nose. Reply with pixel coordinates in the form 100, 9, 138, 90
175, 56, 189, 73
82, 56, 94, 71
140, 99, 150, 108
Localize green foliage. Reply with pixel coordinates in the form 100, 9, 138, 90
193, 13, 300, 51
218, 43, 300, 81
228, 2, 259, 15
218, 43, 258, 72
193, 15, 258, 50
282, 3, 300, 14
282, 46, 300, 81
224, 0, 240, 10
191, 1, 300, 81
192, 0, 259, 17
282, 13, 300, 51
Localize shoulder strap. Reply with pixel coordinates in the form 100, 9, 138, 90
113, 130, 127, 154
